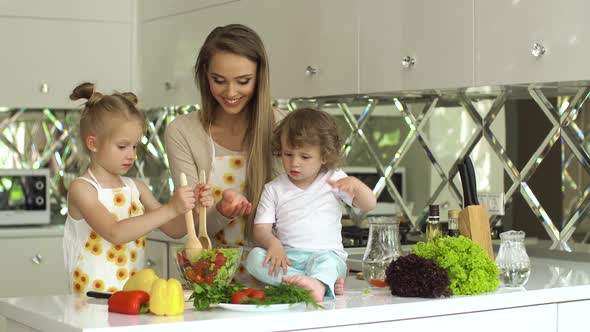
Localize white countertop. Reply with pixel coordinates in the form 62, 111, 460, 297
2, 256, 590, 332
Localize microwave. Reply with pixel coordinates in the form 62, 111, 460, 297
341, 166, 406, 216
0, 169, 50, 226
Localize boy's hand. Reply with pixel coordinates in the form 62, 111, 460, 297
264, 240, 292, 277
217, 189, 252, 219
194, 183, 214, 209
327, 176, 359, 200
170, 185, 196, 215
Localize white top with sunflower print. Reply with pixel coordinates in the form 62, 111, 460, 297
63, 170, 146, 294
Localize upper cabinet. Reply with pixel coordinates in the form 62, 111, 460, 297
475, 0, 590, 86
401, 0, 474, 90
243, 0, 359, 99
0, 1, 132, 108
0, 0, 132, 22
139, 1, 245, 107
360, 0, 474, 93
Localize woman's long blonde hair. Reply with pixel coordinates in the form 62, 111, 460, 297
194, 24, 275, 241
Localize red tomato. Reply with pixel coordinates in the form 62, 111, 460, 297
230, 291, 249, 304
215, 252, 227, 268
242, 288, 256, 296
248, 289, 266, 300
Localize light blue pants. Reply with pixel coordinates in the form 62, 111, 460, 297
245, 247, 347, 299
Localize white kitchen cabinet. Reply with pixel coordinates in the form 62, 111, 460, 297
401, 0, 474, 90
248, 0, 359, 98
139, 1, 245, 107
307, 303, 558, 331
0, 0, 132, 22
138, 0, 237, 22
360, 0, 474, 93
145, 240, 168, 278
475, 0, 590, 86
0, 18, 132, 108
0, 236, 68, 297
557, 300, 590, 331
359, 0, 403, 93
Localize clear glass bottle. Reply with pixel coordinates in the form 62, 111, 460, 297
447, 210, 460, 237
495, 230, 531, 287
362, 216, 403, 285
425, 205, 442, 242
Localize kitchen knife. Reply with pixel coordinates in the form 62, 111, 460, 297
463, 156, 480, 205
86, 291, 112, 299
458, 163, 473, 207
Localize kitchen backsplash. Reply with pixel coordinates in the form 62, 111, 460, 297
2, 82, 590, 251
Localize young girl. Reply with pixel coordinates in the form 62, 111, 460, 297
245, 108, 377, 302
63, 82, 213, 294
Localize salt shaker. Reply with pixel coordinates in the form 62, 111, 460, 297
362, 216, 403, 285
495, 230, 531, 287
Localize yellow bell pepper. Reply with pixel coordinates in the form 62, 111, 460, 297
149, 278, 185, 316
123, 268, 158, 293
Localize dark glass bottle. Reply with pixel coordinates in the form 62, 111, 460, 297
426, 204, 442, 242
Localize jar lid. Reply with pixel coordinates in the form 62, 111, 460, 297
448, 210, 459, 218
499, 230, 526, 240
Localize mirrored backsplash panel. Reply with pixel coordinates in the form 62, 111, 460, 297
2, 82, 590, 251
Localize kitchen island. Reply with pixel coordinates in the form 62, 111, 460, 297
1, 255, 590, 332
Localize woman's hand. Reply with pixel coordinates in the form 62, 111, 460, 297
263, 240, 291, 277
216, 189, 252, 219
169, 185, 196, 215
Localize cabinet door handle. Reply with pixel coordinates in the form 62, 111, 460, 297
146, 259, 156, 267
531, 42, 546, 57
305, 65, 319, 76
31, 253, 43, 265
401, 56, 416, 68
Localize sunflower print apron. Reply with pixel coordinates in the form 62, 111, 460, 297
63, 169, 146, 294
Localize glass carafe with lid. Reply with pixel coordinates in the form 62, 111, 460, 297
495, 230, 531, 287
362, 216, 403, 285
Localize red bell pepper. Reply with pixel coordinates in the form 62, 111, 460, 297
107, 290, 150, 315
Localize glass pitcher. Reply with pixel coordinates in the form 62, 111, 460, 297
362, 216, 403, 285
495, 230, 531, 287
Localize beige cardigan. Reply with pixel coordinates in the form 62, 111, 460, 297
164, 109, 285, 237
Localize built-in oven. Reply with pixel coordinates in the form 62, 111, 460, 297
0, 168, 50, 226
341, 166, 406, 216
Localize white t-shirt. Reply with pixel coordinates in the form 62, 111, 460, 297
254, 169, 353, 258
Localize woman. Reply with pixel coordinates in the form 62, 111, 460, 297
164, 24, 284, 284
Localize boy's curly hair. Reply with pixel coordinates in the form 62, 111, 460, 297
272, 108, 342, 170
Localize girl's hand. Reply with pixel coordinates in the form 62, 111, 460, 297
217, 189, 252, 219
327, 176, 359, 200
169, 185, 196, 215
194, 184, 214, 208
263, 241, 292, 277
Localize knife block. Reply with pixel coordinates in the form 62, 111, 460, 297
458, 205, 494, 260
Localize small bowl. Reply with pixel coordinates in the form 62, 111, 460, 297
175, 246, 242, 288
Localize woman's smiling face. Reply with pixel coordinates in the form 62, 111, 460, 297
207, 51, 257, 115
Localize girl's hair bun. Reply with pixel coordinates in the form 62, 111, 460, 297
70, 82, 103, 107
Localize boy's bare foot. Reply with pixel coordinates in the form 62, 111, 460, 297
334, 277, 345, 296
282, 275, 326, 303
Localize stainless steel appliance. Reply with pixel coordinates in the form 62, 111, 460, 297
0, 169, 50, 226
341, 166, 406, 216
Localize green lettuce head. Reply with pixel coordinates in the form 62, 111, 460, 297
412, 236, 499, 295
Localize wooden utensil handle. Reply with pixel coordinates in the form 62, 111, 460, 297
198, 170, 207, 237
179, 173, 198, 240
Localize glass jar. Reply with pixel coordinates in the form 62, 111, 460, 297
362, 216, 403, 285
495, 230, 531, 287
